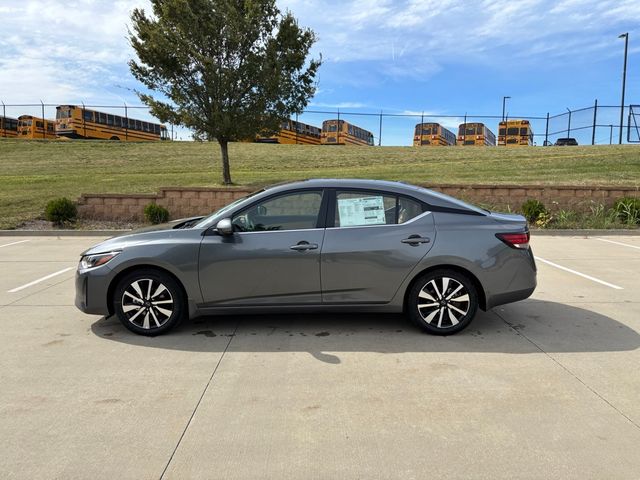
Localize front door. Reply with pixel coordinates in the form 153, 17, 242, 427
321, 189, 435, 303
199, 190, 326, 306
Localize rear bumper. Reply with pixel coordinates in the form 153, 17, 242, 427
485, 247, 537, 310
486, 285, 536, 310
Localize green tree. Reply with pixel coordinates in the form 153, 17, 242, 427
129, 0, 321, 184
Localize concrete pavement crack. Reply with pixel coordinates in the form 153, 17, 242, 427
494, 310, 640, 432
158, 318, 242, 480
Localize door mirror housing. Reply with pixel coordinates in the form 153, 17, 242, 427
216, 218, 234, 235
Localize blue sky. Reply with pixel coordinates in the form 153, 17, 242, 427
0, 0, 638, 144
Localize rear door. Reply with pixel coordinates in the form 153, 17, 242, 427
321, 189, 435, 304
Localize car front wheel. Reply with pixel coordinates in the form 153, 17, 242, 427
113, 269, 185, 336
408, 269, 478, 335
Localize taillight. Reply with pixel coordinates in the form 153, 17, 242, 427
496, 231, 530, 249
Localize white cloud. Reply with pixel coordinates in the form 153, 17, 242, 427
280, 0, 640, 78
1, 0, 638, 112
0, 0, 150, 105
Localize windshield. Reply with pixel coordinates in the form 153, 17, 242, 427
194, 189, 264, 228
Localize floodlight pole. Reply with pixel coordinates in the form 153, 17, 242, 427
618, 33, 629, 144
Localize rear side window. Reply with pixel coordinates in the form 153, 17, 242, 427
335, 191, 424, 227
398, 197, 423, 224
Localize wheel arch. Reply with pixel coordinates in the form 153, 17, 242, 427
106, 264, 188, 316
403, 264, 487, 312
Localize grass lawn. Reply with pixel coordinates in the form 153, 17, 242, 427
0, 139, 639, 229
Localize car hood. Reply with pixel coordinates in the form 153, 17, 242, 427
80, 216, 204, 256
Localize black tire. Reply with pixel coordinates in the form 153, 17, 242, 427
109, 136, 120, 141
113, 268, 185, 336
407, 269, 478, 335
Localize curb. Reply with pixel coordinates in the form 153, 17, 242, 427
0, 230, 127, 237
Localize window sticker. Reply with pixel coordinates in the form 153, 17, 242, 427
337, 196, 386, 226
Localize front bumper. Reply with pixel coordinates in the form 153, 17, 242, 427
74, 267, 112, 316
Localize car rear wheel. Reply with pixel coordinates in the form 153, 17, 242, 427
113, 269, 184, 336
408, 269, 478, 335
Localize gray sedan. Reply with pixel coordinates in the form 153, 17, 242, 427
75, 179, 536, 336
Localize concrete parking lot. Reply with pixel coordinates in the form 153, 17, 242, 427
0, 233, 639, 479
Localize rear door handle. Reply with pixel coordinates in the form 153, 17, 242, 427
401, 235, 430, 246
290, 241, 318, 251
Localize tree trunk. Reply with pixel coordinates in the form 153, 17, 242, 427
218, 139, 232, 185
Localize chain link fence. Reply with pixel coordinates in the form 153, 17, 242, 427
1, 100, 637, 146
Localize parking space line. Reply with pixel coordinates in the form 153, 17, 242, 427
594, 238, 640, 251
0, 240, 31, 248
535, 256, 623, 290
8, 267, 74, 293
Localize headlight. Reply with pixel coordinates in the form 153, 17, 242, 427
79, 251, 120, 270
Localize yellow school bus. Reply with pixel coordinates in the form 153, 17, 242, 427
457, 123, 496, 146
55, 105, 168, 141
1, 116, 19, 138
17, 115, 57, 140
257, 119, 321, 145
413, 123, 456, 146
498, 119, 534, 146
321, 119, 374, 146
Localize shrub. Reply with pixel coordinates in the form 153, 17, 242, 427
613, 197, 640, 225
144, 203, 169, 224
44, 197, 77, 225
521, 199, 547, 223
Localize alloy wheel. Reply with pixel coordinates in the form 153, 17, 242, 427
121, 278, 174, 330
417, 277, 470, 329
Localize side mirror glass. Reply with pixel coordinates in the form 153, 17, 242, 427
216, 218, 233, 235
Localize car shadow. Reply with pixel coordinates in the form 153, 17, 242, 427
90, 299, 640, 363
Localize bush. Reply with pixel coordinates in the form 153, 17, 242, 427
144, 203, 169, 224
44, 197, 77, 225
613, 197, 640, 225
521, 199, 547, 223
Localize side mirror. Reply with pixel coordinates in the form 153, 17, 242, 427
216, 218, 233, 235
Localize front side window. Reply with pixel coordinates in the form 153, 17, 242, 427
232, 191, 323, 232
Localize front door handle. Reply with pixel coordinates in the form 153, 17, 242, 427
290, 241, 318, 251
401, 235, 430, 246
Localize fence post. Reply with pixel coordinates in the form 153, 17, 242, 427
124, 103, 128, 142
609, 125, 613, 144
81, 102, 87, 139
1, 101, 5, 138
337, 109, 340, 145
295, 112, 299, 145
419, 111, 424, 146
591, 99, 598, 145
462, 113, 467, 144
378, 110, 382, 146
544, 112, 549, 146
40, 100, 45, 139
566, 108, 572, 139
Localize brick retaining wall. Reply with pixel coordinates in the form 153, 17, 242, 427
77, 184, 640, 221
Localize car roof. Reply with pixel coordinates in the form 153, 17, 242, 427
263, 179, 486, 214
